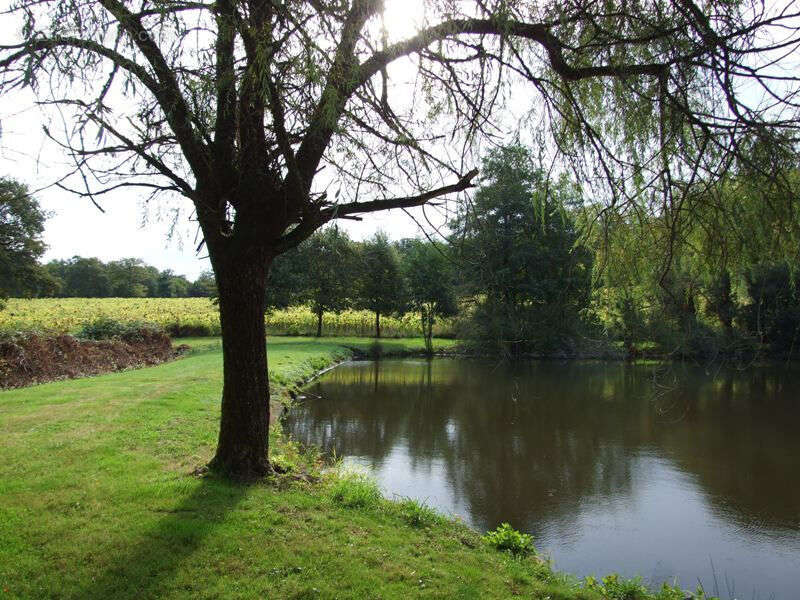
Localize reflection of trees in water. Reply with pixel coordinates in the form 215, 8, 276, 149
285, 359, 800, 534
650, 365, 800, 532
423, 363, 646, 532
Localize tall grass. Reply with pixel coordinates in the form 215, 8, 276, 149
327, 468, 383, 509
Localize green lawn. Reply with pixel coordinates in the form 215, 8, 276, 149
0, 337, 688, 599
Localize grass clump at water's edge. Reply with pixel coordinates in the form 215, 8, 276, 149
0, 336, 714, 599
396, 497, 446, 528
327, 468, 384, 509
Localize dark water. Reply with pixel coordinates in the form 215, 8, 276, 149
284, 359, 800, 599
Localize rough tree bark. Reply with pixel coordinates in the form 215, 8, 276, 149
375, 311, 381, 338
209, 251, 272, 479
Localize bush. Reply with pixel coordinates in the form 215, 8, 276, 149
164, 322, 216, 337
483, 523, 535, 557
77, 317, 164, 342
328, 470, 382, 509
78, 317, 132, 340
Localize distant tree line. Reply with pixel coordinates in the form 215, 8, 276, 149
4, 141, 800, 358
270, 143, 800, 359
1, 178, 219, 302
266, 228, 458, 350
40, 258, 217, 299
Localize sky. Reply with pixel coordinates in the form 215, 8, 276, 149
0, 0, 441, 281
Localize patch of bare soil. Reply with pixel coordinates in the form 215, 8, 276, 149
0, 331, 189, 389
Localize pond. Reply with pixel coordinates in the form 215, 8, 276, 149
284, 358, 800, 599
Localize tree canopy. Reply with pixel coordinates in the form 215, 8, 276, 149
400, 238, 458, 354
452, 145, 593, 355
3, 0, 799, 245
0, 178, 52, 304
356, 232, 405, 338
299, 226, 358, 337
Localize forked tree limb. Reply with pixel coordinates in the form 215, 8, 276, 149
274, 168, 479, 253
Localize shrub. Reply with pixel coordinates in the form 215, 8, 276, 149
583, 574, 710, 600
78, 317, 135, 340
268, 429, 323, 478
164, 322, 215, 337
328, 470, 382, 509
743, 261, 800, 354
77, 317, 164, 342
482, 522, 535, 557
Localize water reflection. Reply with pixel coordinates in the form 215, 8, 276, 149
284, 359, 800, 598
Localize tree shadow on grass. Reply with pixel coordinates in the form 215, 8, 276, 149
71, 475, 248, 600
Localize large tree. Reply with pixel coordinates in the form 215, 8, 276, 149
356, 232, 404, 338
299, 227, 357, 337
47, 256, 113, 298
188, 270, 217, 298
157, 269, 191, 298
2, 0, 799, 477
0, 178, 50, 304
452, 145, 593, 355
264, 246, 306, 310
400, 238, 458, 354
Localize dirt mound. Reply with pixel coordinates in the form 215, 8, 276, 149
0, 330, 187, 389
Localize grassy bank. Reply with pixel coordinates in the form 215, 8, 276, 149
1, 337, 701, 599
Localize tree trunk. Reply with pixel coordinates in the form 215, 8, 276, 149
316, 310, 323, 337
375, 311, 381, 338
209, 254, 272, 480
421, 306, 434, 355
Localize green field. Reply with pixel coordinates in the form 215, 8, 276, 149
0, 298, 457, 339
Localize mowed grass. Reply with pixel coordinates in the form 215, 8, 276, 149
0, 336, 598, 600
